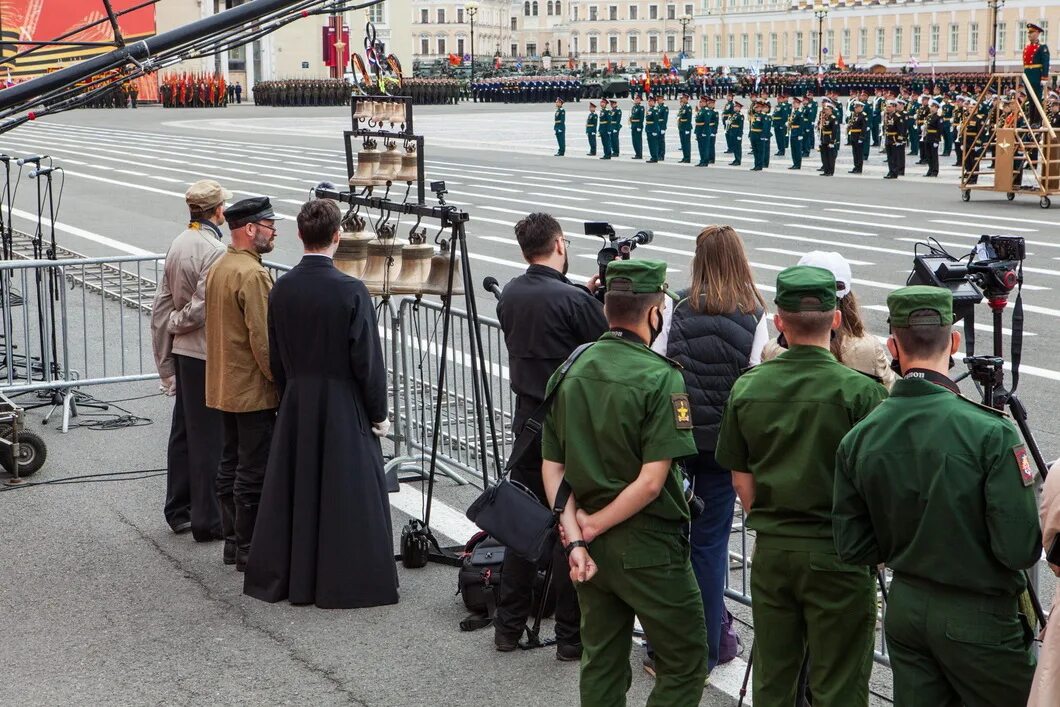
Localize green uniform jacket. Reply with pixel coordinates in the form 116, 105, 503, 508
612, 107, 623, 133
630, 104, 644, 130
678, 105, 693, 134
645, 106, 658, 136
834, 378, 1041, 597
694, 107, 708, 137
706, 108, 719, 134
658, 104, 670, 131
715, 346, 887, 547
599, 108, 611, 137
727, 113, 744, 135
554, 107, 565, 132
542, 333, 697, 523
772, 102, 791, 130
586, 112, 599, 134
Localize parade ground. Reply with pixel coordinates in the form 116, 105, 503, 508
2, 100, 1058, 705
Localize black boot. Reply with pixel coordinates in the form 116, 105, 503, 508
219, 494, 237, 566
235, 502, 258, 572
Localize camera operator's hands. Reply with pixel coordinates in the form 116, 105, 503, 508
576, 509, 601, 543
586, 273, 602, 295
569, 546, 598, 584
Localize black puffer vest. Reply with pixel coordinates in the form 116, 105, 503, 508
665, 291, 762, 451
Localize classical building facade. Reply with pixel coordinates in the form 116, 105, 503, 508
411, 0, 1058, 72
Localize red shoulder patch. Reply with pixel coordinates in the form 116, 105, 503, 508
1013, 445, 1035, 487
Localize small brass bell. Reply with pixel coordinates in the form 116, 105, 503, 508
423, 238, 465, 296
352, 99, 373, 122
388, 100, 407, 125
373, 143, 403, 186
348, 140, 381, 187
391, 228, 435, 295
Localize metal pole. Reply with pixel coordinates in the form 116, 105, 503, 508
818, 15, 823, 67
470, 12, 476, 82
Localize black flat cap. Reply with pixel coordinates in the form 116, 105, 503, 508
224, 196, 280, 229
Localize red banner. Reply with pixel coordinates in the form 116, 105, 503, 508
322, 25, 351, 68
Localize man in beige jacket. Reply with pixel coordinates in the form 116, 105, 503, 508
152, 179, 230, 542
206, 196, 279, 571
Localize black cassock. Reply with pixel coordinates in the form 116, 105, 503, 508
243, 255, 398, 609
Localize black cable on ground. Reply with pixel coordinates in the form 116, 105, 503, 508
0, 467, 165, 491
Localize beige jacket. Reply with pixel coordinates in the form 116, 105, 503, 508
151, 222, 227, 378
1028, 461, 1060, 707
762, 332, 897, 389
204, 247, 276, 413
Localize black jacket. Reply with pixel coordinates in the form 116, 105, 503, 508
498, 264, 607, 440
665, 292, 762, 452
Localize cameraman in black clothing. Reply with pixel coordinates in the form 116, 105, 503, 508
494, 212, 608, 661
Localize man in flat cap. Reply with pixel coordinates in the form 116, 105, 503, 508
152, 179, 231, 541
835, 286, 1040, 706
543, 259, 707, 706
715, 266, 888, 707
205, 196, 280, 570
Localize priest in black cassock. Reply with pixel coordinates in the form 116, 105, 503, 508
243, 198, 398, 609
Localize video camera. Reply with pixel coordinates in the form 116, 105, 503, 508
908, 235, 1025, 320
585, 221, 654, 301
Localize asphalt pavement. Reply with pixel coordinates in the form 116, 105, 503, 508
0, 100, 1057, 705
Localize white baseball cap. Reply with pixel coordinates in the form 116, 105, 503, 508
798, 251, 853, 298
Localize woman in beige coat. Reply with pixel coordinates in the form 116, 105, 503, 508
761, 251, 896, 388
1028, 462, 1060, 707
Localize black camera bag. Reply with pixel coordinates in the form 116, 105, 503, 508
458, 531, 506, 631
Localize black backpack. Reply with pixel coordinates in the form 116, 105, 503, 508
457, 532, 506, 631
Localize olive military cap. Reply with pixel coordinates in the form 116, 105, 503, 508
886, 285, 954, 328
774, 266, 837, 312
606, 259, 678, 300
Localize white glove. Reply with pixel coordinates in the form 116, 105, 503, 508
372, 418, 391, 438
160, 375, 177, 397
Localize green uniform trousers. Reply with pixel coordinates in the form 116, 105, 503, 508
631, 128, 643, 158
646, 131, 659, 161
576, 521, 708, 707
696, 135, 708, 165
885, 576, 1035, 707
679, 130, 692, 161
750, 542, 875, 707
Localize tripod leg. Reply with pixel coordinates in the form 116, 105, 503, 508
738, 639, 754, 707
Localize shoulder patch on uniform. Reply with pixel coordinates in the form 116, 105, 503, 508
957, 395, 1009, 417
672, 394, 693, 430
646, 348, 683, 369
1014, 445, 1036, 487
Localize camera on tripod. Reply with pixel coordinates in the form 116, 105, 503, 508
908, 235, 1025, 320
584, 221, 654, 300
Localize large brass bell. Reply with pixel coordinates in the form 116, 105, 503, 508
423, 238, 464, 296
387, 100, 407, 125
391, 227, 435, 295
361, 224, 403, 295
394, 144, 419, 184
373, 142, 403, 186
352, 99, 373, 122
334, 233, 370, 278
349, 140, 380, 187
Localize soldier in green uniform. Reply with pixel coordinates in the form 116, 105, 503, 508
542, 259, 708, 707
704, 96, 719, 165
726, 101, 744, 166
834, 285, 1041, 707
646, 96, 661, 163
599, 101, 613, 160
677, 93, 694, 163
657, 97, 670, 161
883, 100, 907, 179
609, 99, 622, 157
586, 102, 599, 156
722, 93, 737, 154
940, 94, 954, 157
694, 96, 709, 167
715, 266, 887, 707
630, 95, 645, 159
848, 101, 867, 173
749, 100, 769, 171
554, 98, 566, 157
772, 94, 791, 156
1024, 23, 1050, 124
788, 96, 804, 169
803, 91, 818, 157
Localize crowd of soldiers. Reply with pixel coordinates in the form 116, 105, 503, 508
252, 80, 351, 107
80, 80, 140, 109
470, 76, 584, 103
159, 74, 231, 108
404, 77, 462, 104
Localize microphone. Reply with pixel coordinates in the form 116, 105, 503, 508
313, 181, 341, 200
16, 154, 47, 166
28, 166, 55, 179
483, 276, 502, 300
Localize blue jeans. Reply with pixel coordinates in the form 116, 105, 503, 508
689, 452, 736, 671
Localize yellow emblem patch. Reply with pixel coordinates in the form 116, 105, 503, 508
672, 394, 693, 430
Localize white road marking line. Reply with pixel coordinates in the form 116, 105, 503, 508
781, 223, 878, 238
529, 192, 589, 201
825, 208, 905, 219
930, 219, 1038, 233
756, 248, 874, 266
522, 175, 571, 183
736, 198, 806, 209
2, 205, 151, 255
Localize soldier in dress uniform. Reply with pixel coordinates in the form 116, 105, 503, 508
694, 96, 709, 167
630, 94, 645, 159
542, 259, 708, 707
772, 93, 791, 156
609, 99, 622, 157
599, 101, 613, 160
819, 103, 838, 176
704, 96, 719, 165
788, 96, 804, 170
677, 93, 694, 163
657, 97, 670, 161
722, 93, 737, 154
834, 285, 1040, 707
646, 96, 660, 163
847, 101, 867, 174
586, 102, 599, 156
923, 100, 943, 177
716, 266, 887, 707
803, 91, 818, 157
554, 98, 566, 157
749, 100, 769, 171
883, 100, 906, 179
726, 101, 744, 166
1024, 23, 1051, 124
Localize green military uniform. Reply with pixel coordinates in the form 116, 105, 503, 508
715, 266, 888, 707
630, 100, 645, 159
803, 95, 818, 156
645, 102, 660, 163
694, 101, 709, 166
610, 103, 622, 157
543, 260, 707, 707
677, 99, 694, 163
834, 286, 1041, 707
657, 100, 670, 160
554, 101, 566, 157
722, 98, 736, 153
772, 97, 791, 155
726, 104, 744, 166
586, 106, 599, 156
704, 99, 718, 164
788, 98, 804, 169
599, 104, 612, 159
1023, 24, 1050, 118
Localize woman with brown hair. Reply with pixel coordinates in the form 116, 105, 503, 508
762, 251, 896, 388
650, 224, 768, 675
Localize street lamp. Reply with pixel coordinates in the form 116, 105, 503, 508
466, 1, 479, 81
988, 0, 1004, 74
814, 3, 829, 68
679, 13, 693, 58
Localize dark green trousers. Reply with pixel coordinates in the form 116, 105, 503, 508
631, 128, 643, 157
885, 576, 1035, 707
576, 521, 707, 707
750, 541, 875, 707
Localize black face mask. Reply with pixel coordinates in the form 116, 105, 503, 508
648, 307, 663, 346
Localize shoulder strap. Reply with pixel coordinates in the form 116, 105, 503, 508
504, 342, 594, 475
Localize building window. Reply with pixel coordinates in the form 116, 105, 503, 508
771, 32, 778, 59
630, 35, 639, 52
608, 5, 617, 19
437, 8, 445, 23
511, 42, 518, 55
684, 3, 692, 15
590, 5, 598, 20
741, 33, 748, 57
969, 23, 979, 54
573, 36, 579, 53
532, 1, 539, 15
573, 6, 579, 19
929, 24, 939, 54
437, 38, 446, 53
841, 28, 850, 56
875, 27, 885, 56
949, 23, 958, 53
826, 30, 834, 56
457, 38, 465, 55
667, 4, 676, 19
810, 32, 817, 58
667, 34, 676, 52
524, 1, 530, 15
369, 3, 385, 23
795, 31, 803, 59
649, 5, 658, 19
511, 16, 518, 29
912, 26, 921, 55
755, 33, 763, 57
556, 1, 562, 14
858, 27, 867, 57
996, 23, 1006, 53
630, 5, 638, 19
650, 34, 659, 52
728, 33, 734, 57
893, 26, 902, 56
590, 36, 598, 52
420, 37, 429, 54
457, 8, 464, 23
610, 36, 618, 52
420, 8, 428, 23
714, 34, 722, 57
